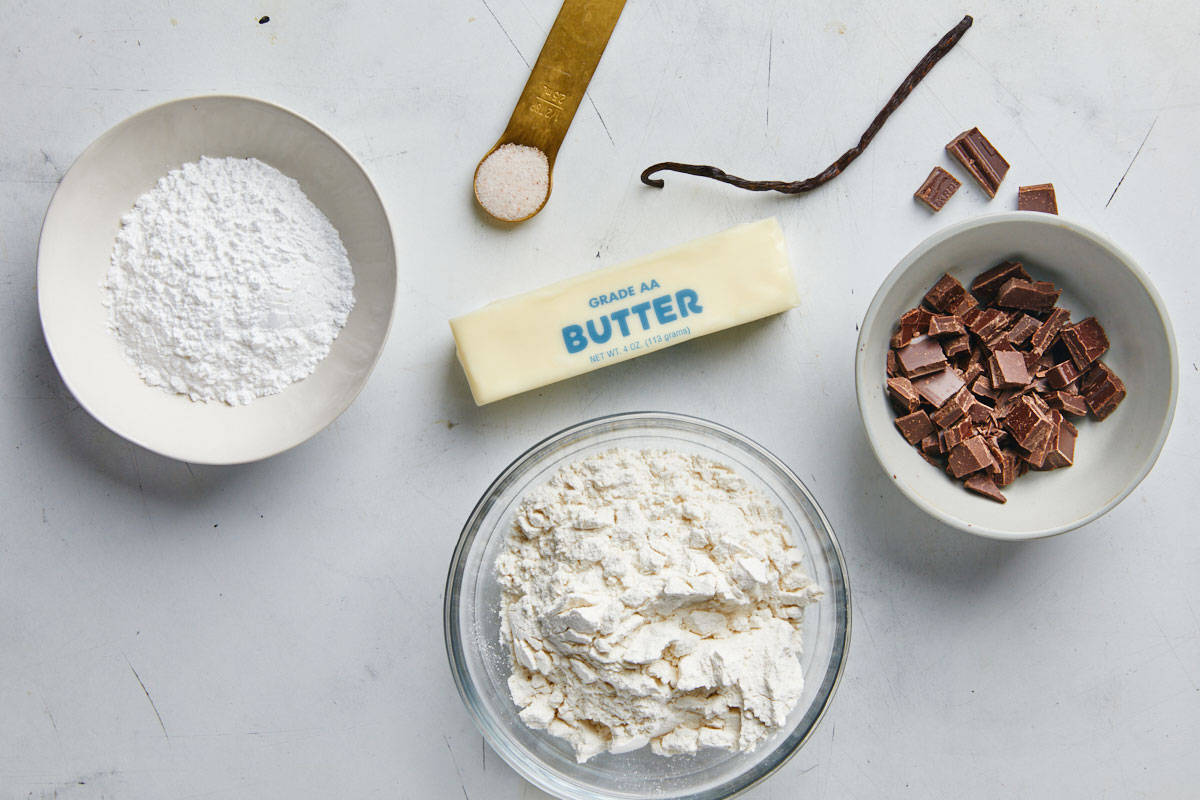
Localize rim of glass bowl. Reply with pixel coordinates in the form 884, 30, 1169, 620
443, 411, 852, 800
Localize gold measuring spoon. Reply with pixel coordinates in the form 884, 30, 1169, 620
473, 0, 626, 223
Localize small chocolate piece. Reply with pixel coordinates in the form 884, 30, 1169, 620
995, 449, 1021, 488
887, 376, 922, 414
988, 349, 1031, 389
915, 166, 961, 211
946, 127, 1009, 197
943, 333, 971, 358
948, 435, 997, 478
1018, 183, 1058, 214
940, 417, 974, 451
913, 367, 966, 408
895, 410, 936, 445
1060, 317, 1110, 370
890, 307, 935, 348
896, 335, 948, 378
930, 387, 973, 428
1004, 395, 1055, 452
1043, 417, 1077, 469
886, 349, 899, 377
970, 261, 1031, 304
919, 433, 943, 455
970, 374, 997, 400
1045, 360, 1083, 390
928, 314, 966, 337
967, 308, 1013, 340
924, 274, 970, 314
994, 278, 1062, 313
1046, 390, 1089, 417
1029, 307, 1071, 356
964, 472, 1007, 503
1080, 361, 1126, 420
1005, 314, 1041, 347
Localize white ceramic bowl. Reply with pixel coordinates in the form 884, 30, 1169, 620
445, 413, 850, 799
37, 95, 396, 464
855, 213, 1177, 539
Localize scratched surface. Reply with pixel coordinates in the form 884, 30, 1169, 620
1, 1, 1198, 798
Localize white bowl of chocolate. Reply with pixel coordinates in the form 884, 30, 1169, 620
856, 213, 1178, 539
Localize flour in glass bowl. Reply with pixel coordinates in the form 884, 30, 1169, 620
497, 448, 822, 763
102, 156, 355, 405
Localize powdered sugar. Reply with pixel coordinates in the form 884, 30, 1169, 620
103, 156, 355, 405
497, 448, 821, 763
474, 143, 550, 221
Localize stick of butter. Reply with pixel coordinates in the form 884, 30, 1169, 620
450, 218, 798, 405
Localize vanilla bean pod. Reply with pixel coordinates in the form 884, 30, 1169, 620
641, 15, 973, 194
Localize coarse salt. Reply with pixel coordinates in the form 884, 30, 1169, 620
474, 143, 550, 221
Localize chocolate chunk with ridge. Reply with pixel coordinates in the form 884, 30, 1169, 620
1045, 360, 1083, 389
1005, 314, 1042, 347
1018, 183, 1058, 214
994, 278, 1062, 313
920, 434, 944, 455
924, 274, 970, 314
886, 349, 899, 377
939, 417, 975, 451
1043, 417, 1077, 469
943, 333, 971, 358
887, 376, 922, 414
928, 314, 966, 337
915, 166, 961, 211
889, 307, 933, 348
970, 261, 1031, 304
895, 410, 935, 445
1029, 307, 1071, 356
970, 374, 997, 400
1061, 317, 1110, 370
930, 386, 973, 428
913, 367, 966, 408
967, 308, 1013, 340
995, 448, 1021, 488
946, 127, 1010, 197
1046, 390, 1089, 417
1004, 395, 1056, 452
964, 472, 1007, 503
1080, 361, 1126, 420
948, 435, 998, 478
896, 335, 948, 378
988, 349, 1031, 389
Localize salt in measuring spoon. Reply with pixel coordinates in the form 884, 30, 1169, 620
473, 0, 626, 223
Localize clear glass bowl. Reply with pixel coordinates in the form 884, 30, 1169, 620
443, 412, 851, 800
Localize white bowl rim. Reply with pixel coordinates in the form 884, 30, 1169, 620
443, 411, 852, 800
855, 211, 1179, 540
35, 93, 399, 464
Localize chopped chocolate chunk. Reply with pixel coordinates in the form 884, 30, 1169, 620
896, 335, 948, 378
948, 435, 997, 478
970, 261, 1030, 304
966, 398, 995, 424
1018, 183, 1058, 214
964, 472, 1007, 503
915, 166, 961, 211
946, 127, 1009, 197
1080, 361, 1126, 420
970, 374, 997, 400
1046, 390, 1089, 417
928, 314, 966, 337
1029, 307, 1071, 356
1060, 317, 1110, 370
1005, 314, 1042, 347
930, 387, 973, 428
886, 349, 899, 377
943, 333, 971, 358
924, 274, 970, 314
918, 449, 945, 468
895, 410, 936, 445
889, 307, 933, 348
967, 308, 1013, 340
994, 278, 1062, 313
988, 349, 1031, 389
940, 417, 974, 451
887, 376, 922, 414
1004, 395, 1055, 452
1045, 360, 1083, 390
996, 449, 1021, 487
913, 367, 966, 408
1043, 417, 1076, 469
920, 434, 944, 455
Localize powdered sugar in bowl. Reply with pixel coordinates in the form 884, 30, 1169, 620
444, 412, 851, 800
37, 96, 396, 463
